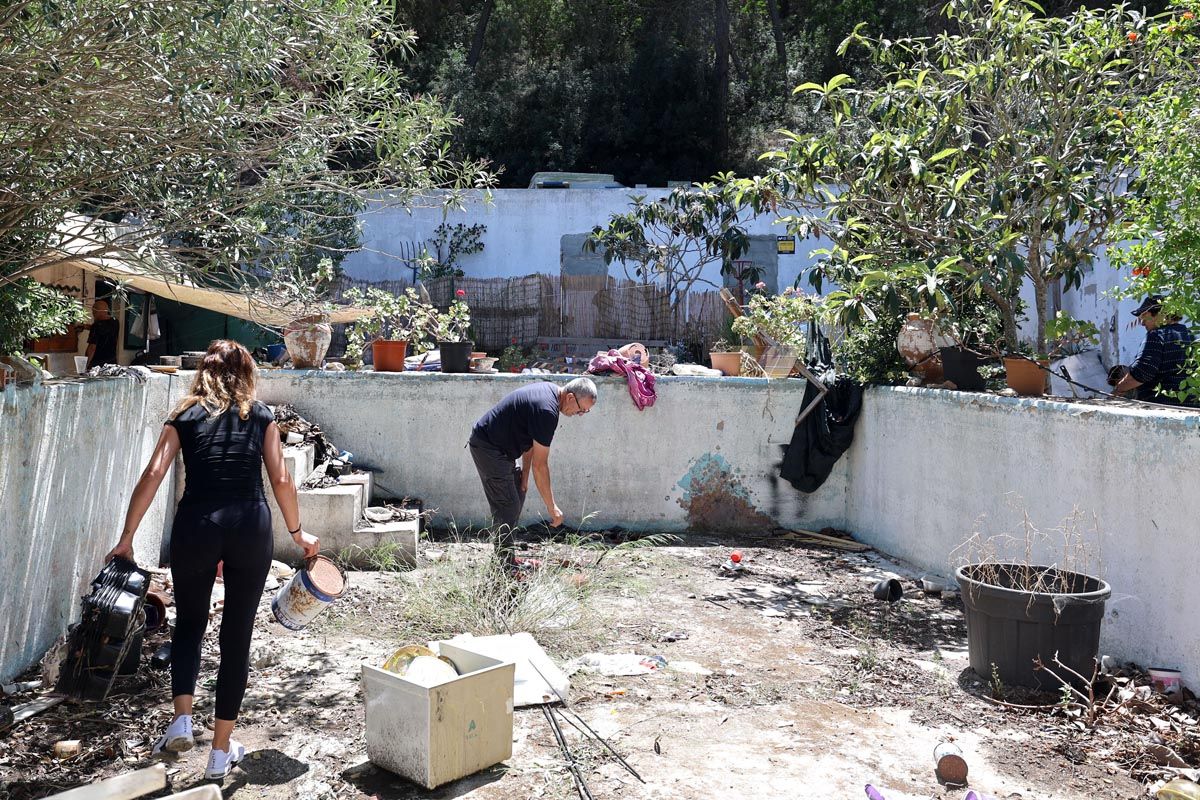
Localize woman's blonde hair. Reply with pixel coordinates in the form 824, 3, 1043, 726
170, 339, 257, 420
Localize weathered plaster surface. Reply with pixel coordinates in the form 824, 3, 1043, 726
0, 374, 180, 682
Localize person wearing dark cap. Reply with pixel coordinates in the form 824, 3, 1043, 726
1112, 295, 1195, 405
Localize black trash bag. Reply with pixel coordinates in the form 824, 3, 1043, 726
779, 376, 864, 493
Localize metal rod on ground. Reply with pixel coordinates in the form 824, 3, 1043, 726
515, 635, 646, 784
552, 705, 645, 783
499, 619, 645, 783
542, 704, 594, 800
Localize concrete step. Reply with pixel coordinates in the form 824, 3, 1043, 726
271, 482, 365, 556
274, 514, 419, 566
340, 518, 419, 568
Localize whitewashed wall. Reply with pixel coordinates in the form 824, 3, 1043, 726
349, 189, 1149, 366
346, 189, 824, 291
842, 387, 1200, 687
0, 374, 182, 682
256, 372, 1200, 685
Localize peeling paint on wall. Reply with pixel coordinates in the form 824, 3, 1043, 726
676, 453, 775, 531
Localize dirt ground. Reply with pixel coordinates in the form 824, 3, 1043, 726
1, 533, 1192, 800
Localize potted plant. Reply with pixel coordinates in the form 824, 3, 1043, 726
431, 289, 473, 373
1002, 313, 1099, 397
268, 259, 338, 370
957, 560, 1111, 690
344, 287, 433, 372
496, 341, 526, 373
708, 338, 742, 376
731, 287, 818, 377
954, 517, 1110, 690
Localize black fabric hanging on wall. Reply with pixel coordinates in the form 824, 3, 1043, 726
778, 375, 864, 493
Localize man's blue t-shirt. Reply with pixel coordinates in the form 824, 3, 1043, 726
471, 382, 560, 460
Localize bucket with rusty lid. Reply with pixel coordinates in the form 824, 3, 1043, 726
271, 555, 347, 631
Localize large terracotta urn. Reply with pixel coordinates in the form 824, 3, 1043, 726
896, 313, 954, 383
283, 314, 332, 369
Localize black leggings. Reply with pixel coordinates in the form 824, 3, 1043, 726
170, 499, 273, 721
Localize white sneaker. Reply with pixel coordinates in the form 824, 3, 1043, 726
151, 715, 194, 756
205, 740, 246, 781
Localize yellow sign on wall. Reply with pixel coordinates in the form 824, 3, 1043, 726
777, 236, 796, 255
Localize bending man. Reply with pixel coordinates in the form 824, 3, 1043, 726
468, 377, 598, 570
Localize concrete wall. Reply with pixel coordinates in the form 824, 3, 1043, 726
839, 387, 1200, 686
255, 371, 846, 533
0, 374, 181, 682
346, 189, 822, 292
256, 371, 1199, 683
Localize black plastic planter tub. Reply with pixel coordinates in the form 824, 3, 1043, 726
956, 563, 1110, 690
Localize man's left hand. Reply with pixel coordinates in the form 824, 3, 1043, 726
519, 469, 530, 494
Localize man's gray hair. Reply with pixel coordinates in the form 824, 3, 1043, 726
564, 376, 598, 402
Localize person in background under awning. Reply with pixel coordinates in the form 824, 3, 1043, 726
1113, 295, 1196, 406
85, 299, 119, 369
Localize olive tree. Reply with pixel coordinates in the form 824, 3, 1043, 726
0, 0, 490, 349
746, 0, 1198, 353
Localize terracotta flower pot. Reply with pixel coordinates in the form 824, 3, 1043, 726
283, 314, 332, 369
1003, 356, 1049, 396
897, 313, 953, 383
372, 340, 408, 372
710, 351, 742, 376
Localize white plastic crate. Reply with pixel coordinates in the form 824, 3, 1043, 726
362, 643, 515, 789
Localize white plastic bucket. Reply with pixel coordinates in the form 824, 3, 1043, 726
271, 555, 347, 631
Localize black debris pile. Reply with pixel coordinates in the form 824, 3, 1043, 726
273, 403, 338, 464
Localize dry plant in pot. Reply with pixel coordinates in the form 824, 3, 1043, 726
952, 506, 1109, 691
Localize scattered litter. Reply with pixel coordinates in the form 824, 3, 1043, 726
872, 578, 904, 603
1, 679, 42, 696
666, 660, 712, 676
269, 560, 295, 580
659, 631, 688, 642
934, 741, 969, 785
273, 404, 338, 464
151, 643, 172, 670
1150, 667, 1184, 697
567, 653, 668, 677
54, 740, 82, 760
1158, 778, 1200, 799
720, 551, 745, 573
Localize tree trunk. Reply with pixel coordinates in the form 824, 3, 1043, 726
1028, 237, 1048, 356
765, 0, 787, 70
466, 0, 495, 73
713, 0, 730, 162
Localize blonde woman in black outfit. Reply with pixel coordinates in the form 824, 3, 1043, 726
107, 340, 319, 780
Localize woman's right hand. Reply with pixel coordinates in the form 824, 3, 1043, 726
105, 536, 134, 563
292, 528, 320, 558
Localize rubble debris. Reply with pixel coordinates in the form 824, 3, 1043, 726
272, 404, 338, 464
567, 653, 667, 677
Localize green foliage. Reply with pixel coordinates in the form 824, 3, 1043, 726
343, 287, 438, 362
419, 222, 486, 281
586, 179, 750, 332
397, 0, 953, 186
496, 344, 526, 372
0, 279, 90, 355
745, 0, 1199, 354
431, 295, 472, 343
730, 289, 818, 350
1114, 69, 1200, 397
0, 0, 491, 315
834, 314, 911, 385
